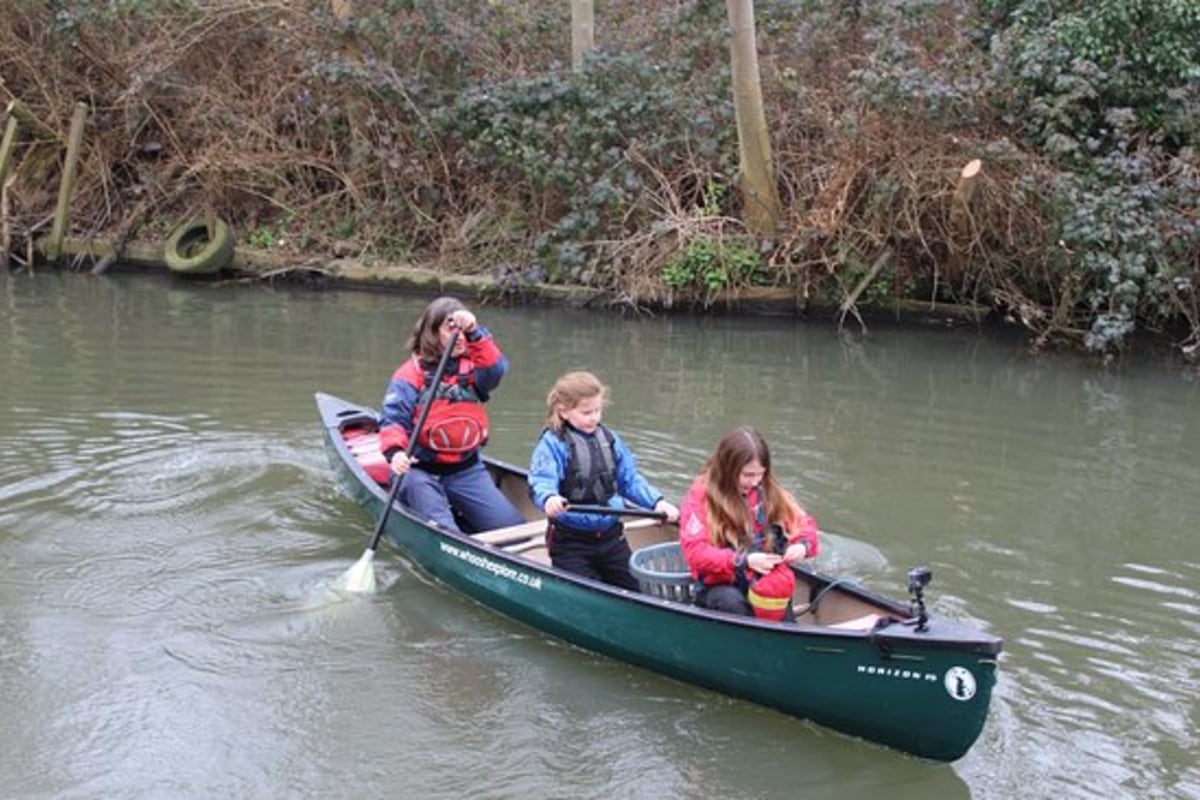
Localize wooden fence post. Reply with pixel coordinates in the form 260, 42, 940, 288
45, 101, 88, 263
0, 113, 19, 184
5, 100, 58, 142
0, 111, 18, 270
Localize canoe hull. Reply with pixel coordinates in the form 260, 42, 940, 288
317, 392, 1000, 762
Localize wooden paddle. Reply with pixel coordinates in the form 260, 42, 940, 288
341, 329, 460, 593
565, 503, 668, 521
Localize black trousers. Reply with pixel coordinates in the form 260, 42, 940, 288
696, 583, 796, 621
548, 523, 639, 591
696, 584, 753, 616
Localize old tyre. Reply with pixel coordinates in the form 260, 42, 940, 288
164, 218, 234, 274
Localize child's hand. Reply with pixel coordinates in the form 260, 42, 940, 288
446, 309, 477, 333
783, 541, 809, 564
747, 552, 783, 575
654, 499, 680, 523
543, 495, 568, 518
389, 452, 415, 476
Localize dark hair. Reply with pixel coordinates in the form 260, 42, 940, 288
405, 296, 465, 362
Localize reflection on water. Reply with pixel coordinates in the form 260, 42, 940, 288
2, 271, 1198, 799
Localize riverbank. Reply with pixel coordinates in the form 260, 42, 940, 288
46, 231, 993, 332
3, 2, 1196, 359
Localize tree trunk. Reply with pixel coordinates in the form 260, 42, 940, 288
571, 0, 594, 69
726, 0, 781, 235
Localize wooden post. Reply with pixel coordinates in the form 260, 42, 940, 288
571, 0, 595, 69
0, 113, 19, 185
5, 100, 58, 142
45, 101, 88, 264
0, 113, 18, 271
945, 159, 982, 292
950, 159, 982, 234
1, 177, 10, 270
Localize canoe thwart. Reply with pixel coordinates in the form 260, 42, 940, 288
473, 520, 548, 547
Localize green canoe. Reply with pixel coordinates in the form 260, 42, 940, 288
317, 392, 1002, 762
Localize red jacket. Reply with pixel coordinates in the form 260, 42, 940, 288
678, 476, 819, 587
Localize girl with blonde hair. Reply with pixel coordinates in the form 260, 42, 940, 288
528, 371, 679, 588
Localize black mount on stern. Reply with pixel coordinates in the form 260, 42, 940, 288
907, 566, 932, 632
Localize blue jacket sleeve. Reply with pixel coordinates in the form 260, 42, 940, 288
379, 371, 420, 457
528, 432, 568, 510
611, 431, 664, 509
382, 377, 417, 428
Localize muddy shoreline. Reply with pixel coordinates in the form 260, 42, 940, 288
47, 234, 994, 332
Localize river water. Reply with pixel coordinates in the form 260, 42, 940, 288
1, 271, 1197, 799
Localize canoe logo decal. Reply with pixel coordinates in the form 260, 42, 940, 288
856, 665, 939, 683
943, 667, 977, 701
439, 542, 543, 590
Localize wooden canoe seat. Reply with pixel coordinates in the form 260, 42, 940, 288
473, 520, 548, 547
506, 518, 660, 561
622, 517, 663, 532
474, 516, 668, 569
475, 515, 662, 546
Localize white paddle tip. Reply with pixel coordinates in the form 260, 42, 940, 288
340, 550, 378, 593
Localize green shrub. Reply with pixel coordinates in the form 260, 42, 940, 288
986, 0, 1200, 148
662, 236, 763, 294
435, 50, 733, 282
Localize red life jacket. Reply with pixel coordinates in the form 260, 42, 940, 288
413, 357, 490, 461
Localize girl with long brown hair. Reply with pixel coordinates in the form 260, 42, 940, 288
678, 426, 819, 619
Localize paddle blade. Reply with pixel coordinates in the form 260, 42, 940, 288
340, 549, 378, 593
813, 530, 889, 574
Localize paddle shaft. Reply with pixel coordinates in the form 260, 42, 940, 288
565, 503, 667, 521
364, 329, 461, 554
